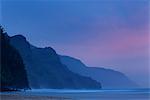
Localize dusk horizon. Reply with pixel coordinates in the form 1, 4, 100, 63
2, 0, 150, 88
1, 0, 150, 100
4, 29, 150, 88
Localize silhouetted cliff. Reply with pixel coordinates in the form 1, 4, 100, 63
10, 35, 101, 89
0, 27, 29, 91
60, 55, 138, 89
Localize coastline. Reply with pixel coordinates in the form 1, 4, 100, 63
0, 89, 150, 100
0, 94, 71, 100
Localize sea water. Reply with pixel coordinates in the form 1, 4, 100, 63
1, 89, 150, 100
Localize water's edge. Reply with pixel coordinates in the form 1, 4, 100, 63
1, 89, 150, 100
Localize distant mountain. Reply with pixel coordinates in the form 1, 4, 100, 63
10, 35, 101, 89
0, 28, 29, 91
60, 56, 138, 89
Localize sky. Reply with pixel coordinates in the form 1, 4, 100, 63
1, 0, 150, 87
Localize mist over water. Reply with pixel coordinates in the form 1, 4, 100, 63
2, 89, 150, 100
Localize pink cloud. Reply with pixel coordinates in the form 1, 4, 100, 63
53, 27, 149, 68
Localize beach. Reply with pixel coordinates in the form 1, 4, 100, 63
0, 94, 71, 100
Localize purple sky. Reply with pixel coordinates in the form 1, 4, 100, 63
1, 0, 150, 87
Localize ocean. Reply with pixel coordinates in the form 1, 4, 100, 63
1, 89, 150, 100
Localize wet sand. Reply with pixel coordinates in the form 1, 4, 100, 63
0, 94, 71, 100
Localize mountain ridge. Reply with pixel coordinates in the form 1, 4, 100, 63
60, 55, 138, 89
10, 34, 101, 89
0, 31, 29, 91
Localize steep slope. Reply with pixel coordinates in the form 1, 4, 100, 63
10, 35, 101, 89
60, 56, 138, 89
0, 29, 29, 91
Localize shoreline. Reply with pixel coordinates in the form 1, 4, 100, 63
1, 89, 150, 100
0, 94, 71, 100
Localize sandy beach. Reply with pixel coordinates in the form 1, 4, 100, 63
0, 94, 71, 100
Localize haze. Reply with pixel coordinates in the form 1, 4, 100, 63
1, 0, 150, 88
